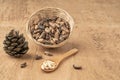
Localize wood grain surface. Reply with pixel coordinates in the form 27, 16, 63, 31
0, 0, 120, 80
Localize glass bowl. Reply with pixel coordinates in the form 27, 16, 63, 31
26, 7, 74, 48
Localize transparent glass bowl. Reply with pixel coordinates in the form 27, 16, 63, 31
27, 7, 74, 48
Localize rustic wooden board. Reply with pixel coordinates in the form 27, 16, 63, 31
0, 0, 120, 80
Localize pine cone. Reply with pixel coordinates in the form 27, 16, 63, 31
3, 29, 29, 57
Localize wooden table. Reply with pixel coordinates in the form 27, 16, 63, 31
0, 0, 120, 80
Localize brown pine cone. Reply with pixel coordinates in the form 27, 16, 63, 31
3, 29, 29, 57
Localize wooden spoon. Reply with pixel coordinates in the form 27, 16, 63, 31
41, 48, 78, 72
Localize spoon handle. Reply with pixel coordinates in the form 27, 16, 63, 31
60, 48, 78, 61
